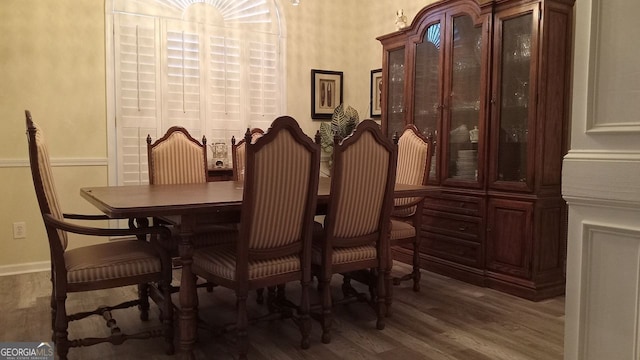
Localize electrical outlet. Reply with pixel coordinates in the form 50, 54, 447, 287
13, 222, 26, 239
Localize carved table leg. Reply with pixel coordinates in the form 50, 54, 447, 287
178, 220, 198, 360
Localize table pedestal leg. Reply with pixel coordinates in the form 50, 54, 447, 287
178, 232, 197, 360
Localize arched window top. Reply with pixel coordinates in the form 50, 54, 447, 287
111, 0, 281, 34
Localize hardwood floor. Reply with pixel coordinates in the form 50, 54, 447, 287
0, 263, 564, 359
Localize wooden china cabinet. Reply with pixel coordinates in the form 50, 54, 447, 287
378, 0, 573, 300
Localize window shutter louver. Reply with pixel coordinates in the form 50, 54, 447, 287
114, 13, 161, 185
206, 31, 242, 142
163, 20, 203, 138
247, 35, 279, 131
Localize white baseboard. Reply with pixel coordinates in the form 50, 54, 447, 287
0, 261, 50, 277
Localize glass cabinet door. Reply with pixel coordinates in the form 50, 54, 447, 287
386, 48, 405, 137
414, 22, 442, 180
494, 11, 534, 185
446, 14, 483, 183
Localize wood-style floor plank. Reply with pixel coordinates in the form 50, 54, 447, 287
0, 263, 564, 359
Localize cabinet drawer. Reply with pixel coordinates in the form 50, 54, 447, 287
422, 232, 483, 268
422, 209, 481, 242
424, 193, 483, 217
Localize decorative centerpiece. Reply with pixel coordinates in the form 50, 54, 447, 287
318, 103, 360, 168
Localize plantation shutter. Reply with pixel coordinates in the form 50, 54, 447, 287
162, 19, 203, 139
114, 13, 161, 186
206, 29, 243, 142
246, 34, 280, 131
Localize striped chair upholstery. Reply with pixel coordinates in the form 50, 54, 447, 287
312, 120, 397, 344
65, 240, 162, 284
389, 125, 432, 293
191, 116, 320, 359
231, 128, 264, 182
393, 126, 430, 217
25, 111, 174, 359
147, 127, 207, 185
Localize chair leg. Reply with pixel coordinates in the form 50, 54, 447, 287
160, 280, 175, 355
299, 279, 311, 350
256, 288, 265, 304
50, 282, 56, 342
376, 269, 386, 330
412, 238, 421, 292
137, 283, 150, 321
266, 286, 277, 313
236, 293, 249, 360
54, 294, 69, 360
385, 267, 393, 317
320, 276, 332, 344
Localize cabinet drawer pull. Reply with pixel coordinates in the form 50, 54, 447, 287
458, 225, 468, 231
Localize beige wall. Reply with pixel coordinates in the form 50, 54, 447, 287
0, 0, 434, 270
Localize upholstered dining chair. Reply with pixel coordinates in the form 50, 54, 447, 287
231, 127, 264, 182
190, 116, 320, 360
146, 126, 208, 185
312, 119, 398, 344
390, 125, 432, 293
25, 110, 174, 359
146, 127, 236, 292
146, 126, 237, 240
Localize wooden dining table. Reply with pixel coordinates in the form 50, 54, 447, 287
80, 177, 435, 359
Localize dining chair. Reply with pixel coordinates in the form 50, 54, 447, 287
390, 125, 432, 293
146, 126, 237, 245
147, 126, 208, 185
25, 110, 174, 359
231, 128, 264, 182
147, 127, 236, 293
190, 116, 320, 359
312, 119, 398, 344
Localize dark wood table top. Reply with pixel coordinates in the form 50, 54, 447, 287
80, 177, 436, 219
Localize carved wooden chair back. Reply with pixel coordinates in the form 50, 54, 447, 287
147, 126, 207, 185
393, 124, 432, 217
231, 128, 264, 182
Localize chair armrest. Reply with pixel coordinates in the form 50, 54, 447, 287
393, 197, 425, 211
63, 213, 111, 221
44, 213, 171, 239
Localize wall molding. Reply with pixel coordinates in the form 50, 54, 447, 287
563, 151, 640, 205
564, 149, 640, 161
0, 158, 108, 168
579, 222, 640, 359
0, 261, 50, 277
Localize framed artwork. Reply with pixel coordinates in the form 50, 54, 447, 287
311, 69, 343, 119
370, 68, 383, 117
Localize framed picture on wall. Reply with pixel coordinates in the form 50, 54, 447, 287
370, 68, 383, 117
311, 69, 343, 119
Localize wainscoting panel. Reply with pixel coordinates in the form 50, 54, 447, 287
586, 0, 640, 133
579, 223, 640, 360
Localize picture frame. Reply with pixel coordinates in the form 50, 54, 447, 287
311, 69, 343, 119
370, 68, 383, 117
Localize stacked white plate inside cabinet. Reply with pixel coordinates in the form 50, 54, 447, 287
453, 149, 477, 179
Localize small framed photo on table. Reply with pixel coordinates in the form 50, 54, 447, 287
370, 68, 383, 118
311, 69, 343, 119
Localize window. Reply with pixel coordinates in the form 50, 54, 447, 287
107, 0, 284, 185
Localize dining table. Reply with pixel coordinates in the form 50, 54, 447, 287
80, 176, 435, 359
